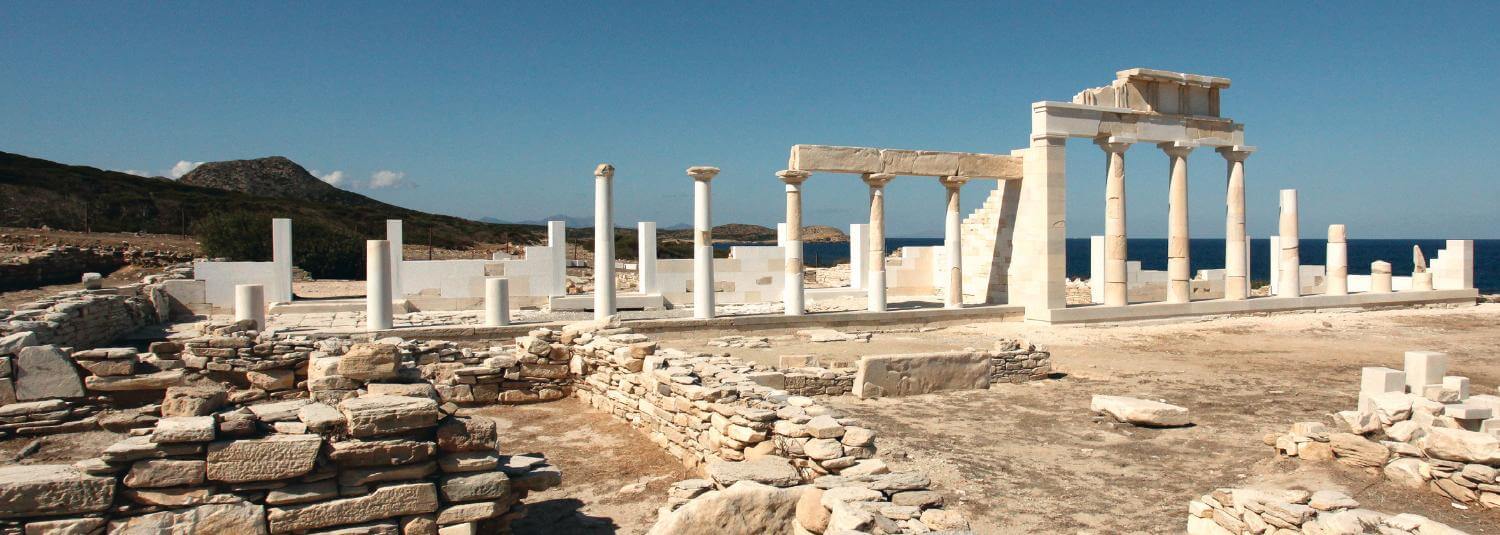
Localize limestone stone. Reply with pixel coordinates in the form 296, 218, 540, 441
1422, 427, 1500, 463
366, 383, 440, 400
1308, 490, 1358, 511
435, 417, 498, 453
125, 459, 206, 488
248, 369, 295, 391
706, 456, 802, 488
438, 471, 511, 503
1328, 433, 1389, 468
267, 482, 439, 533
248, 399, 312, 422
307, 522, 400, 535
152, 416, 216, 443
14, 345, 84, 400
0, 465, 114, 518
340, 343, 401, 381
299, 403, 347, 434
400, 515, 437, 535
340, 396, 440, 438
0, 331, 37, 356
76, 357, 133, 377
107, 501, 266, 534
266, 481, 339, 506
891, 490, 944, 508
434, 500, 509, 525
853, 351, 990, 399
21, 517, 105, 534
794, 487, 828, 533
1090, 395, 1190, 427
84, 370, 188, 392
647, 481, 804, 535
339, 461, 437, 487
804, 416, 844, 439
803, 438, 844, 461
206, 434, 322, 483
438, 452, 500, 473
161, 385, 227, 417
326, 439, 436, 467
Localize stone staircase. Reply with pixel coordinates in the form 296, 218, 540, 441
958, 181, 1019, 304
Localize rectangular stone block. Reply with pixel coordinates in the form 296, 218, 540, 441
339, 396, 440, 438
1404, 351, 1448, 392
788, 145, 882, 174
207, 434, 322, 483
0, 465, 114, 518
879, 149, 959, 176
14, 345, 84, 401
1443, 376, 1470, 400
956, 152, 1023, 179
1358, 367, 1406, 410
853, 351, 991, 399
268, 482, 438, 533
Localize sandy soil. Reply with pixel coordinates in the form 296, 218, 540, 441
473, 399, 696, 534
657, 304, 1500, 533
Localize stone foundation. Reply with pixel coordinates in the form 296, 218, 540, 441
0, 265, 190, 350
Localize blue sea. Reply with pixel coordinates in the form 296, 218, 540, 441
716, 239, 1499, 292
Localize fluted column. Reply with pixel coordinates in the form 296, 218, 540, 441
1277, 189, 1301, 298
689, 166, 721, 319
1096, 137, 1132, 306
1161, 142, 1195, 303
863, 173, 895, 312
778, 170, 811, 316
939, 175, 968, 308
592, 164, 616, 320
1217, 146, 1254, 300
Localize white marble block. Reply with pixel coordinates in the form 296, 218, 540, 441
1443, 376, 1470, 400
1359, 367, 1406, 410
1403, 351, 1448, 393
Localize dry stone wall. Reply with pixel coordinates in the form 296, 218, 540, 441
0, 265, 190, 351
1186, 487, 1468, 534
0, 245, 126, 291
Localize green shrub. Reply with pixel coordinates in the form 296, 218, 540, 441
193, 213, 366, 280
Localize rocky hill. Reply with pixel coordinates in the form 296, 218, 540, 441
659, 223, 848, 243
178, 156, 382, 208
0, 151, 543, 249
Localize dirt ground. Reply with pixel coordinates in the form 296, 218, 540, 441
472, 399, 697, 534
659, 303, 1500, 533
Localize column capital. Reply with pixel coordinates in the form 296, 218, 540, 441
777, 169, 810, 185
1094, 135, 1134, 154
1158, 140, 1198, 158
861, 173, 895, 188
1216, 145, 1256, 162
687, 166, 720, 181
938, 175, 969, 189
594, 163, 615, 179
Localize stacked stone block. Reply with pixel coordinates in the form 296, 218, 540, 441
1269, 351, 1500, 509
0, 394, 560, 533
0, 264, 190, 351
1186, 487, 1467, 534
990, 339, 1053, 384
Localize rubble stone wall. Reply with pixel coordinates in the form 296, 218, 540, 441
0, 245, 126, 291
0, 265, 191, 350
1187, 487, 1469, 534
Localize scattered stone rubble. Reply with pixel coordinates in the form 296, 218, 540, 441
707, 335, 771, 349
1268, 350, 1500, 509
1091, 395, 1191, 427
654, 470, 969, 535
797, 329, 873, 343
1186, 487, 1467, 534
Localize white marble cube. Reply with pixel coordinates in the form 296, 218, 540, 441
1442, 376, 1470, 401
1359, 367, 1406, 411
1444, 403, 1492, 420
1403, 351, 1448, 392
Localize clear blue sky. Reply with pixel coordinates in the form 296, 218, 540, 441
3, 2, 1496, 238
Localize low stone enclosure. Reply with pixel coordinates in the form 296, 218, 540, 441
0, 293, 1001, 533
1186, 487, 1468, 534
1266, 351, 1500, 511
0, 244, 192, 292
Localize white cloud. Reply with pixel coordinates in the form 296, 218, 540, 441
317, 170, 347, 187
368, 169, 406, 189
118, 169, 152, 177
169, 160, 204, 179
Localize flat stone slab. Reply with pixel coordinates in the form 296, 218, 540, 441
267, 482, 438, 533
14, 345, 84, 400
84, 369, 188, 392
206, 434, 322, 483
1090, 395, 1190, 427
340, 396, 440, 438
853, 351, 990, 399
108, 500, 266, 533
0, 464, 115, 518
705, 456, 802, 488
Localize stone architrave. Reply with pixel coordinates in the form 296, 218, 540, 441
14, 345, 85, 401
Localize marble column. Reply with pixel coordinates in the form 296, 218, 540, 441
939, 175, 969, 308
863, 173, 895, 312
485, 277, 510, 326
1371, 261, 1393, 293
234, 284, 265, 331
778, 170, 811, 316
366, 240, 393, 331
1096, 137, 1132, 307
689, 166, 721, 319
271, 218, 293, 303
1326, 225, 1348, 296
593, 164, 616, 320
637, 221, 657, 295
1217, 146, 1254, 300
1277, 189, 1301, 298
1160, 142, 1196, 303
